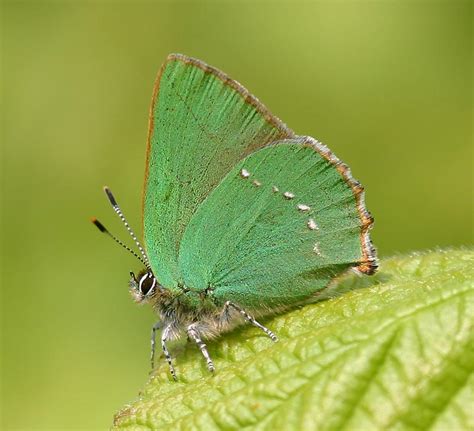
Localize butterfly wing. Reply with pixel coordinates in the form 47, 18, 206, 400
143, 54, 294, 288
178, 137, 377, 309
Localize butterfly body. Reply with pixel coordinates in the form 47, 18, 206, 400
95, 54, 377, 377
130, 268, 274, 339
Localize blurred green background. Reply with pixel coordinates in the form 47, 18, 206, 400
1, 1, 472, 429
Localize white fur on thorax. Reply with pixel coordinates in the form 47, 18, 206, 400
152, 298, 246, 341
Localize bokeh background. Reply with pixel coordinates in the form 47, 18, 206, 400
2, 1, 472, 429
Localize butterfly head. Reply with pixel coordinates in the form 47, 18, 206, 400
92, 188, 167, 304
129, 270, 160, 303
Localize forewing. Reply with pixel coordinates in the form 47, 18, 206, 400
178, 137, 377, 309
143, 54, 294, 288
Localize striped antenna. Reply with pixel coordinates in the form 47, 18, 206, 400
91, 217, 148, 267
102, 186, 151, 270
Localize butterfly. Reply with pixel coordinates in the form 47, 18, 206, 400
92, 54, 377, 379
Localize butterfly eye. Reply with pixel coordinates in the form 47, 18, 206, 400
139, 272, 156, 296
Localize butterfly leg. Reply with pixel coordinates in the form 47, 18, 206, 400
150, 321, 162, 370
187, 324, 215, 373
161, 324, 177, 380
223, 301, 278, 342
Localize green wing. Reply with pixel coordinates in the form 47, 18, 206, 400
143, 54, 294, 289
178, 137, 377, 309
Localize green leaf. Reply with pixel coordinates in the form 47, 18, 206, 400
113, 249, 474, 430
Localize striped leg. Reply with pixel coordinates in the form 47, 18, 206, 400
161, 324, 177, 380
187, 325, 215, 373
224, 301, 278, 342
150, 321, 162, 370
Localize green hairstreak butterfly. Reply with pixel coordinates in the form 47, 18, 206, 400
92, 54, 377, 379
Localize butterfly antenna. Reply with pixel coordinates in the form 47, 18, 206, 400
91, 217, 148, 267
102, 186, 152, 270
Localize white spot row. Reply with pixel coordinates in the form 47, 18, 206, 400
313, 242, 322, 256
239, 168, 319, 233
307, 218, 319, 230
297, 204, 311, 212
240, 168, 251, 178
